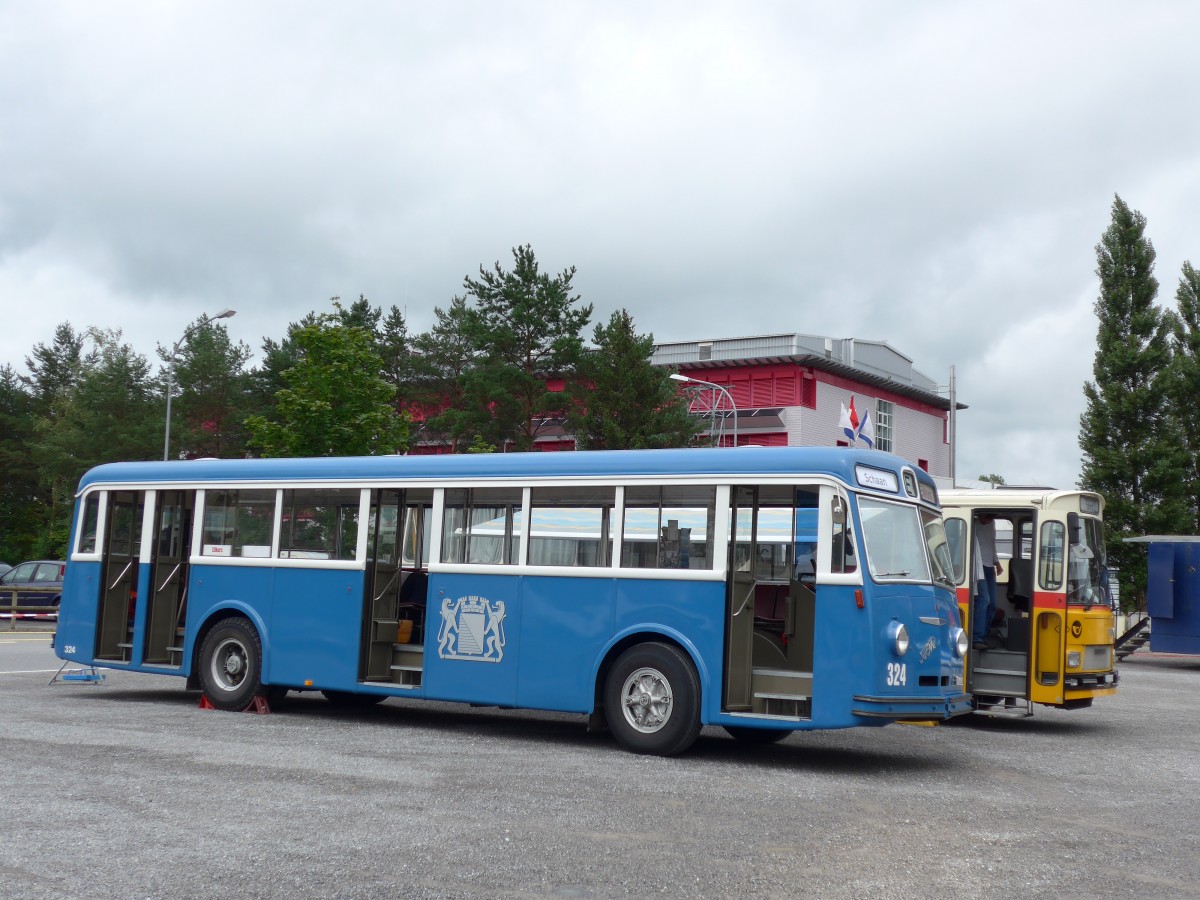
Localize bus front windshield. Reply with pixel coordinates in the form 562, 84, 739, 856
857, 497, 935, 585
1067, 514, 1107, 606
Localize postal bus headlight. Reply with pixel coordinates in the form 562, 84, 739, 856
1067, 651, 1081, 669
952, 627, 968, 659
888, 621, 909, 657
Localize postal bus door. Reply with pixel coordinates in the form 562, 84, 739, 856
145, 490, 194, 666
96, 490, 145, 662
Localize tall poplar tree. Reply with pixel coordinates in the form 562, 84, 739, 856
1079, 195, 1188, 598
568, 310, 700, 450
1168, 260, 1200, 533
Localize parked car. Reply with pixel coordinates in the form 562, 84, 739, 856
0, 562, 11, 577
0, 560, 66, 614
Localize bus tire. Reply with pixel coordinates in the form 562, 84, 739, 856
723, 725, 792, 745
604, 642, 701, 756
198, 617, 263, 711
321, 689, 386, 707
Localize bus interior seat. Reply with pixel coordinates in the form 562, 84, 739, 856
1007, 557, 1032, 612
397, 571, 429, 642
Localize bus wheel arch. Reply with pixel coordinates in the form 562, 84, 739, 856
196, 615, 264, 711
601, 639, 702, 756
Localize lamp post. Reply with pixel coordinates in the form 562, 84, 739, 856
670, 373, 738, 447
163, 308, 236, 461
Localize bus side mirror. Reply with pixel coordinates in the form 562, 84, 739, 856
832, 496, 846, 526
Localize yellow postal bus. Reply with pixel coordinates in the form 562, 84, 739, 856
940, 488, 1117, 715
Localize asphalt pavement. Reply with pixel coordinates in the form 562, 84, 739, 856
2, 627, 1197, 899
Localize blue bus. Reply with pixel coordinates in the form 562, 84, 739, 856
54, 447, 970, 755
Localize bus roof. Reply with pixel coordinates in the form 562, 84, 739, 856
940, 486, 1103, 514
78, 446, 937, 496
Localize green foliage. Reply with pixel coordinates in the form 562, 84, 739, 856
412, 297, 487, 451
457, 245, 593, 451
568, 310, 701, 450
1168, 260, 1200, 533
161, 320, 255, 459
28, 329, 163, 556
245, 307, 411, 457
978, 473, 1006, 487
1079, 195, 1191, 598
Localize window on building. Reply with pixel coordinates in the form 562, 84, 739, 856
875, 400, 894, 452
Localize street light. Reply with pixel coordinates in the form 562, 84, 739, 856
670, 373, 738, 447
163, 308, 236, 461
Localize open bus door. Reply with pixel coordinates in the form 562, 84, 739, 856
96, 491, 145, 663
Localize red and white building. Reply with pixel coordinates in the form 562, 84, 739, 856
649, 333, 960, 477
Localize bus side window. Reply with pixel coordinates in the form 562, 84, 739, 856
441, 488, 523, 565
830, 494, 857, 574
1039, 521, 1065, 590
943, 518, 966, 584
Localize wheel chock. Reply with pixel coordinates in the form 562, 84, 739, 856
198, 694, 271, 714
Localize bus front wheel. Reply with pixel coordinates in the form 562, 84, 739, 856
604, 642, 701, 756
198, 617, 263, 711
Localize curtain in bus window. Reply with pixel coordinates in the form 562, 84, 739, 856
279, 488, 361, 561
201, 490, 277, 558
442, 488, 523, 565
621, 485, 715, 570
529, 486, 614, 567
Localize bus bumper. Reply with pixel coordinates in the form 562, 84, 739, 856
851, 692, 973, 721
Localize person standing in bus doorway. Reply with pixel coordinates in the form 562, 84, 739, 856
972, 514, 1003, 650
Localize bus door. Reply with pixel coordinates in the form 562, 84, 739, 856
1031, 517, 1067, 705
724, 485, 818, 716
96, 490, 145, 663
363, 489, 431, 687
967, 509, 1034, 704
144, 490, 194, 666
725, 487, 758, 710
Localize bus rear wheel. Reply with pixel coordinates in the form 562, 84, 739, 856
198, 617, 263, 711
604, 642, 701, 756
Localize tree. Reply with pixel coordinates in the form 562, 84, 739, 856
159, 319, 255, 459
245, 308, 411, 458
410, 296, 487, 452
1079, 195, 1189, 600
0, 364, 38, 562
568, 309, 700, 450
31, 329, 161, 555
1168, 260, 1200, 533
459, 245, 593, 451
978, 474, 1006, 488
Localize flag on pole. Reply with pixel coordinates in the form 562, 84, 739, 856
839, 400, 857, 442
857, 409, 875, 449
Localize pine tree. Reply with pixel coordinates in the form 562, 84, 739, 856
459, 245, 592, 451
568, 310, 700, 450
1079, 195, 1188, 599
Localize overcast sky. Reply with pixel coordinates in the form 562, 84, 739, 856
3, 2, 1198, 489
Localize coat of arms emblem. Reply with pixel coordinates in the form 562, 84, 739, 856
436, 595, 506, 663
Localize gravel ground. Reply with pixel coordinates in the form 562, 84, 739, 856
2, 630, 1197, 899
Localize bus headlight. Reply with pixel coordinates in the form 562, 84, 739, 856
952, 627, 968, 659
1067, 651, 1081, 668
888, 621, 909, 657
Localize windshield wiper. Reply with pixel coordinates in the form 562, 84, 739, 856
879, 570, 911, 577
